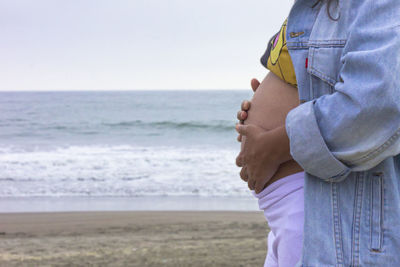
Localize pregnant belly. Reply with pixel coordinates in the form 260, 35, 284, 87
241, 72, 303, 188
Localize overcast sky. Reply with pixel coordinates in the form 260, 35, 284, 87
0, 0, 293, 91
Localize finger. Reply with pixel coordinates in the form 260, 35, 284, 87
235, 123, 240, 134
237, 134, 242, 142
240, 167, 249, 182
251, 79, 260, 92
235, 124, 248, 136
240, 111, 247, 121
241, 100, 251, 111
236, 154, 243, 167
255, 180, 266, 194
237, 110, 247, 121
248, 178, 256, 191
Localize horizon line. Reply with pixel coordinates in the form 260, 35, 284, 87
0, 88, 251, 92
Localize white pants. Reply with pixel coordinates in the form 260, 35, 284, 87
253, 171, 305, 267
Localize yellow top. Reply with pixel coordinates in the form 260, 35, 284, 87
260, 19, 297, 87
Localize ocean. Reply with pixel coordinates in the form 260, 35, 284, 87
0, 90, 258, 211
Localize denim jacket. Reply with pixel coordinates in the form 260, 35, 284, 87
284, 0, 400, 266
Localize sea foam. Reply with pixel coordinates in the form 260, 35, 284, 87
0, 145, 250, 197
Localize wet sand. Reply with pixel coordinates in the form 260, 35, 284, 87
0, 211, 269, 266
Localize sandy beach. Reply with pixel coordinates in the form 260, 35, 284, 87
0, 211, 269, 266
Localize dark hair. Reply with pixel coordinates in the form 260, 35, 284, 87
312, 0, 340, 21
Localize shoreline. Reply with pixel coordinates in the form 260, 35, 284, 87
0, 196, 259, 213
0, 211, 269, 266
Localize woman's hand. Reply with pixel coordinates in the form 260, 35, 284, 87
236, 78, 260, 142
235, 124, 292, 193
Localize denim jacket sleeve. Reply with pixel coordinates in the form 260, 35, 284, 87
285, 0, 400, 181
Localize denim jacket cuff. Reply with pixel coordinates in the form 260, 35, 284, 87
285, 101, 351, 182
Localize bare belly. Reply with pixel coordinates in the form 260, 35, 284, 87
241, 72, 303, 188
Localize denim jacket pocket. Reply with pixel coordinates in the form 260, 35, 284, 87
307, 46, 344, 97
370, 172, 384, 252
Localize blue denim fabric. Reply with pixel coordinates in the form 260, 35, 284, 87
284, 0, 400, 266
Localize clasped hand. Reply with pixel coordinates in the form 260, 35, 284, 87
236, 123, 288, 193
235, 79, 291, 193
